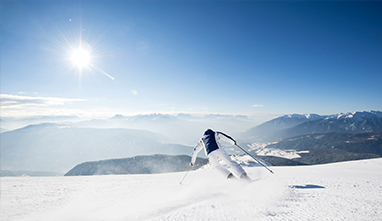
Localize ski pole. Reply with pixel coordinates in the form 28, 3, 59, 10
179, 168, 191, 185
235, 144, 274, 174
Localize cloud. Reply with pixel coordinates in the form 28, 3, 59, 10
251, 104, 264, 108
0, 94, 85, 108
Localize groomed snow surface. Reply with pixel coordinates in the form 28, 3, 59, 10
1, 158, 382, 221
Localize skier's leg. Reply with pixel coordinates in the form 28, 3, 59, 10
217, 149, 246, 178
208, 151, 232, 178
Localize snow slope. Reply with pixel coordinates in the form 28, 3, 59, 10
1, 158, 381, 220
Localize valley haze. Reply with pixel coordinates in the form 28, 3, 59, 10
1, 110, 381, 176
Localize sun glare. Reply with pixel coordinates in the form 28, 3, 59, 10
71, 48, 91, 68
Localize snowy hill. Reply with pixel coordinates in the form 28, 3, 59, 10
64, 155, 208, 176
1, 158, 381, 220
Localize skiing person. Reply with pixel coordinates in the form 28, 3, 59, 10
190, 129, 250, 180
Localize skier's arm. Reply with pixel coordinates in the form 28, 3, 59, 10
190, 139, 204, 166
216, 131, 237, 145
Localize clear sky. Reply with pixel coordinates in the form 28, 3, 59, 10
1, 1, 381, 119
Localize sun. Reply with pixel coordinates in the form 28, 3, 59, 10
70, 48, 91, 68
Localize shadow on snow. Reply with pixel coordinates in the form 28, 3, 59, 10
289, 184, 325, 189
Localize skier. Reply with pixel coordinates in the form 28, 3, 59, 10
190, 129, 250, 180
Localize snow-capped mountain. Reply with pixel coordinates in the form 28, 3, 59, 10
242, 111, 382, 142
241, 111, 382, 166
241, 113, 327, 141
274, 111, 382, 141
251, 130, 382, 166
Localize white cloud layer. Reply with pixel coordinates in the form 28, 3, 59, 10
0, 94, 85, 107
0, 94, 85, 118
251, 104, 264, 108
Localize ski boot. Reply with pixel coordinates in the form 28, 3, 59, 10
227, 173, 236, 180
240, 173, 251, 181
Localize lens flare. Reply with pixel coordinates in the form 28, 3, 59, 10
48, 19, 114, 81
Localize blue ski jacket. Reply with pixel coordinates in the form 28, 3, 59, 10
191, 129, 236, 164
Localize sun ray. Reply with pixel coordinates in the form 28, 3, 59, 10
92, 66, 115, 80
46, 17, 114, 83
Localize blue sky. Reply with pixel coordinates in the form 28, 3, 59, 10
1, 1, 381, 120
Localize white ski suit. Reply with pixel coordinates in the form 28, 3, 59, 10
191, 129, 246, 178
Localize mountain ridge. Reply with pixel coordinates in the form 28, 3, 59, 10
242, 111, 382, 142
1, 124, 192, 173
64, 154, 208, 176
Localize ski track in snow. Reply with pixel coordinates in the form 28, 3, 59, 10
1, 158, 382, 221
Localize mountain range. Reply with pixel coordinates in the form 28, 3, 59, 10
244, 111, 382, 166
241, 111, 382, 142
74, 113, 255, 145
1, 110, 381, 176
252, 130, 382, 166
0, 124, 192, 173
1, 113, 254, 175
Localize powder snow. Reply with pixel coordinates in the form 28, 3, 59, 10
1, 158, 381, 220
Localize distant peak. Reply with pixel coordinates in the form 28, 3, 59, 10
111, 114, 125, 119
335, 111, 382, 121
282, 114, 314, 119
